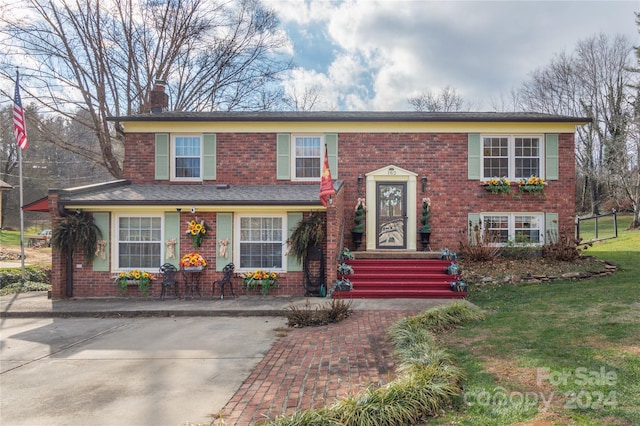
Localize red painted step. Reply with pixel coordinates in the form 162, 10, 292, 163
333, 258, 467, 299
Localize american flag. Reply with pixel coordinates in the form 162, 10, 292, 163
13, 72, 28, 150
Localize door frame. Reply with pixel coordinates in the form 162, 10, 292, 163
364, 165, 418, 251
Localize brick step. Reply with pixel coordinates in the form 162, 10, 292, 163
347, 259, 454, 267
349, 273, 453, 281
336, 257, 464, 299
334, 289, 467, 299
348, 283, 454, 291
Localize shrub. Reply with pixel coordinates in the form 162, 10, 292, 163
286, 299, 353, 328
0, 266, 51, 288
458, 220, 501, 261
543, 229, 592, 261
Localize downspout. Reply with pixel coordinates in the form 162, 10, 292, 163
57, 204, 74, 298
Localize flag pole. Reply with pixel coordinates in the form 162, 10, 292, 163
19, 141, 25, 282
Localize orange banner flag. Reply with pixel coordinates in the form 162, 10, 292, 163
319, 147, 335, 206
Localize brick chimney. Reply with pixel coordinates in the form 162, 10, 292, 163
149, 80, 168, 113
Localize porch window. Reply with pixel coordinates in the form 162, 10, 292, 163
117, 215, 162, 269
293, 135, 322, 180
481, 213, 543, 245
238, 215, 284, 270
173, 135, 201, 180
482, 135, 542, 180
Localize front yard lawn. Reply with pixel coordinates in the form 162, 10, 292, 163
437, 221, 639, 425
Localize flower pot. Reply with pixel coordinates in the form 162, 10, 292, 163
351, 231, 364, 251
307, 244, 323, 261
419, 231, 431, 251
183, 266, 204, 272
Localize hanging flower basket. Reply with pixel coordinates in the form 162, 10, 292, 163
185, 220, 209, 249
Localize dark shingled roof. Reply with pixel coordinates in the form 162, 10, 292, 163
57, 180, 343, 207
107, 111, 590, 123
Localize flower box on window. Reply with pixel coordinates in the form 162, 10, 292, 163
483, 177, 512, 195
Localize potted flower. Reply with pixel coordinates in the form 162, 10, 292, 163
115, 270, 154, 297
241, 270, 278, 295
518, 175, 546, 196
419, 197, 431, 251
186, 219, 208, 249
179, 252, 207, 270
328, 260, 354, 297
484, 177, 512, 195
352, 198, 366, 251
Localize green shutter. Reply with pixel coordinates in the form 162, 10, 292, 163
545, 212, 559, 245
216, 213, 233, 271
467, 213, 481, 245
277, 133, 291, 180
545, 134, 559, 180
287, 212, 303, 272
468, 133, 481, 180
92, 212, 109, 272
164, 212, 181, 267
155, 133, 169, 180
202, 133, 217, 180
324, 133, 339, 179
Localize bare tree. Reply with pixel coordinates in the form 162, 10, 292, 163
408, 85, 467, 112
518, 34, 635, 217
282, 85, 323, 111
0, 0, 291, 179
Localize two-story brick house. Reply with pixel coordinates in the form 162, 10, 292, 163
43, 86, 588, 299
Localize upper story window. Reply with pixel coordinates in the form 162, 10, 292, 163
482, 135, 543, 180
293, 135, 322, 180
173, 135, 202, 180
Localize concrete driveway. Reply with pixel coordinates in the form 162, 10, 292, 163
0, 316, 286, 426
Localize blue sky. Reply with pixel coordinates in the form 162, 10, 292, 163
265, 0, 639, 111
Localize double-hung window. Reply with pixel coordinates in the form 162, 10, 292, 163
482, 213, 543, 245
117, 215, 162, 269
482, 135, 543, 180
293, 135, 322, 180
173, 135, 202, 180
238, 215, 285, 270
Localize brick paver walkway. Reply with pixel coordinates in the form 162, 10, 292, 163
220, 310, 415, 425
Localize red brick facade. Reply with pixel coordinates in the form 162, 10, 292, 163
49, 122, 578, 299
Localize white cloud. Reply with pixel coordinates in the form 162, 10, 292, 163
269, 0, 638, 111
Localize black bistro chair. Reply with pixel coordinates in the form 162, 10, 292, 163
212, 263, 235, 299
159, 263, 179, 300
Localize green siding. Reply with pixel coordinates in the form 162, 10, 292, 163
324, 133, 339, 179
468, 133, 481, 180
287, 212, 303, 272
276, 134, 291, 180
216, 213, 233, 271
545, 213, 559, 245
468, 213, 481, 245
164, 212, 181, 267
155, 133, 169, 180
545, 134, 559, 180
92, 212, 110, 272
203, 133, 217, 180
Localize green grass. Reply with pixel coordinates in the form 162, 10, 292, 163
438, 220, 640, 425
0, 229, 22, 246
576, 212, 628, 242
